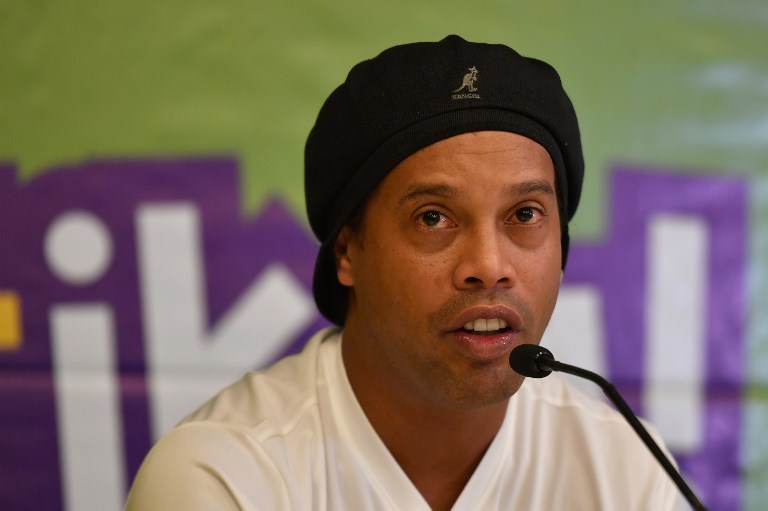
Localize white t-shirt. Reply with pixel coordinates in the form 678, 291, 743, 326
125, 328, 681, 510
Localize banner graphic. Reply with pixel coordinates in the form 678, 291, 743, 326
0, 158, 748, 510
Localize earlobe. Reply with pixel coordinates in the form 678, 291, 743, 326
335, 226, 355, 287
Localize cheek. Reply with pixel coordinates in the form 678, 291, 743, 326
352, 240, 412, 303
359, 244, 450, 315
518, 236, 562, 297
537, 248, 563, 319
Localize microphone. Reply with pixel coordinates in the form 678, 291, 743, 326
509, 344, 707, 511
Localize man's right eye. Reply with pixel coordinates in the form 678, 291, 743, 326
421, 210, 443, 227
415, 209, 456, 230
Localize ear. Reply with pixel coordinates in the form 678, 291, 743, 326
334, 226, 356, 287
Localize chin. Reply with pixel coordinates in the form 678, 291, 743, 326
441, 373, 525, 410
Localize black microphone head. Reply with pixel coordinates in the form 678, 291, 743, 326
509, 344, 553, 378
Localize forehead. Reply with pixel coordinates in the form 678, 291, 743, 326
378, 131, 555, 195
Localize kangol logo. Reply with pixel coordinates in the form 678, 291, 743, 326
452, 66, 480, 100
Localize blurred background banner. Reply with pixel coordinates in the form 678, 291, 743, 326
1, 2, 766, 510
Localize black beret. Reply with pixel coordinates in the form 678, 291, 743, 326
305, 35, 584, 325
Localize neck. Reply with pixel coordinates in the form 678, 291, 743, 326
341, 331, 509, 511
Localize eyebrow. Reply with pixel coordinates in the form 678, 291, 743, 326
507, 179, 556, 197
398, 184, 456, 207
397, 179, 555, 208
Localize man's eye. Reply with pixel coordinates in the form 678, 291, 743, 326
419, 210, 446, 228
512, 207, 540, 224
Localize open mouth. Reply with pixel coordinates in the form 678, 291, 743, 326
461, 318, 512, 335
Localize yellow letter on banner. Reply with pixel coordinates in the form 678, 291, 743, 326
0, 291, 22, 350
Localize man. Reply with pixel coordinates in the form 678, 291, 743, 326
126, 35, 680, 510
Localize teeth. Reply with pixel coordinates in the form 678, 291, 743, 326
463, 318, 507, 332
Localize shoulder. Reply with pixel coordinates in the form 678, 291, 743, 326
506, 375, 680, 509
181, 327, 340, 432
511, 374, 640, 459
125, 421, 292, 510
515, 372, 623, 421
125, 328, 342, 510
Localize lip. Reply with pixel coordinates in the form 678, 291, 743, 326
446, 305, 524, 361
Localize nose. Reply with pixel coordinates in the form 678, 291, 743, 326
453, 224, 517, 290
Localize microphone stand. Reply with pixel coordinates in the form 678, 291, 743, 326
537, 353, 707, 511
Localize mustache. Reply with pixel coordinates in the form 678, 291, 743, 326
428, 288, 533, 329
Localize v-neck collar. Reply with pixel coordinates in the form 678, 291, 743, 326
322, 332, 513, 510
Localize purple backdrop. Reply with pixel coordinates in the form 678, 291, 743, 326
0, 159, 746, 510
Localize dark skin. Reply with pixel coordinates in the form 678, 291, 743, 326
335, 131, 563, 510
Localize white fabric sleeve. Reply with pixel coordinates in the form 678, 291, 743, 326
124, 422, 292, 510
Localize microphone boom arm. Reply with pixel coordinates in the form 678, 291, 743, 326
536, 352, 707, 511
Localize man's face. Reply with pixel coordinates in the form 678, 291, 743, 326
337, 131, 563, 409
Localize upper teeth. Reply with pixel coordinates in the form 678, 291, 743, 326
463, 318, 507, 332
